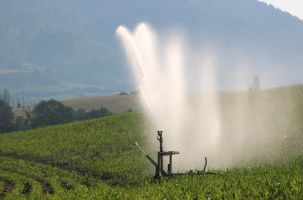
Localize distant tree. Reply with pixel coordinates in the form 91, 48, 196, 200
14, 116, 27, 131
0, 88, 11, 105
13, 110, 32, 131
119, 91, 128, 95
73, 107, 111, 120
31, 99, 74, 127
73, 108, 86, 120
130, 90, 139, 95
250, 75, 260, 91
86, 107, 112, 119
0, 99, 13, 133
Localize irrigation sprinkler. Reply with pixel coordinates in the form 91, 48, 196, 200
135, 131, 208, 178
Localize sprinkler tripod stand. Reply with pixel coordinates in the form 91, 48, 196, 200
135, 131, 208, 178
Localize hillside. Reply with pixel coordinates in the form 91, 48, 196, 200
1, 0, 303, 100
1, 85, 303, 198
0, 113, 152, 199
13, 94, 141, 119
62, 94, 141, 113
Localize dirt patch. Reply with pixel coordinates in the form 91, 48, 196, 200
21, 182, 32, 195
100, 173, 113, 181
41, 181, 54, 194
60, 181, 73, 190
0, 152, 53, 164
0, 153, 133, 188
108, 179, 130, 187
80, 179, 92, 187
99, 173, 130, 187
3, 181, 15, 193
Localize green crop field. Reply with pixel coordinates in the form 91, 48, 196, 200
1, 85, 303, 199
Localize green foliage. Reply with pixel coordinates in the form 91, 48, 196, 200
31, 99, 75, 128
0, 112, 302, 199
74, 107, 112, 121
1, 84, 303, 198
0, 99, 13, 133
4, 99, 112, 132
0, 88, 11, 105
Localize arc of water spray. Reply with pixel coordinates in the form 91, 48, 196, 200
116, 25, 161, 132
116, 25, 153, 119
116, 26, 144, 78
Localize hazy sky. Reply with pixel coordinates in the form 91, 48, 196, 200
259, 0, 303, 20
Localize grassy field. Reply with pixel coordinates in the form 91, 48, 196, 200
1, 85, 303, 199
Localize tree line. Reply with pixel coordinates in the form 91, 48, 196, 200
0, 98, 112, 134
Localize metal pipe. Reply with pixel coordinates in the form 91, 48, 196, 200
203, 157, 208, 172
134, 142, 146, 155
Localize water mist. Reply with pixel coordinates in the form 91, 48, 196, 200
116, 23, 295, 171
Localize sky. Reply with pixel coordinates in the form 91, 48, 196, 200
259, 0, 303, 20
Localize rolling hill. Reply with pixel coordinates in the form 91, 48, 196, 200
13, 93, 142, 119
1, 0, 303, 101
62, 94, 141, 113
1, 85, 303, 198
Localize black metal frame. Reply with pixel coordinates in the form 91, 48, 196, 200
135, 130, 208, 178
